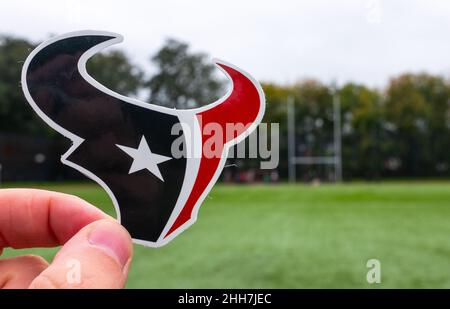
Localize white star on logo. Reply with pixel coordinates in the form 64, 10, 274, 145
116, 136, 172, 181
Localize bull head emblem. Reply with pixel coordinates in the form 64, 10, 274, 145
21, 31, 265, 247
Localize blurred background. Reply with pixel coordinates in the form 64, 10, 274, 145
1, 0, 450, 288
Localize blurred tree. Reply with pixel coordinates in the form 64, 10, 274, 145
384, 74, 450, 177
147, 38, 224, 109
259, 83, 293, 179
339, 83, 382, 179
292, 80, 335, 181
87, 50, 144, 96
262, 83, 292, 125
0, 35, 37, 133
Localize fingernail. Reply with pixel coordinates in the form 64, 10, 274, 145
88, 220, 132, 269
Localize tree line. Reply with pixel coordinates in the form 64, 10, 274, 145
0, 34, 449, 180
264, 77, 449, 180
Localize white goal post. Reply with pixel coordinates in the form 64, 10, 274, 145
287, 93, 342, 182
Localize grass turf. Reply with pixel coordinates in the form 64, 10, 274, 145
2, 181, 450, 288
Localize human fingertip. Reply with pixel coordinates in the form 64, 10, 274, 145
88, 219, 133, 269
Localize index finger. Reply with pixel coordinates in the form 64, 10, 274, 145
0, 189, 109, 249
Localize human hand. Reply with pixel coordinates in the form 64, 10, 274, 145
0, 189, 133, 288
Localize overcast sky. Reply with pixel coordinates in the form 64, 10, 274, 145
2, 0, 450, 88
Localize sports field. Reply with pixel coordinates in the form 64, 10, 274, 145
2, 181, 450, 288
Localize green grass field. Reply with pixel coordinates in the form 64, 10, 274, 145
2, 181, 450, 288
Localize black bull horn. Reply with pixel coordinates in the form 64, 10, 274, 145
21, 31, 265, 247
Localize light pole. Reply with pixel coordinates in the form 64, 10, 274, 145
333, 91, 342, 182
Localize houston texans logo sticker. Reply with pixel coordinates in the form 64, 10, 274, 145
21, 31, 265, 247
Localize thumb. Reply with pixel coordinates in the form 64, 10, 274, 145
29, 219, 133, 289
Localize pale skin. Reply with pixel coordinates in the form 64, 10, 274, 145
0, 189, 133, 288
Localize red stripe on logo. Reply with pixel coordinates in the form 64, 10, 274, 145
164, 63, 261, 238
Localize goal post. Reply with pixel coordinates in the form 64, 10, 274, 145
287, 92, 342, 182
